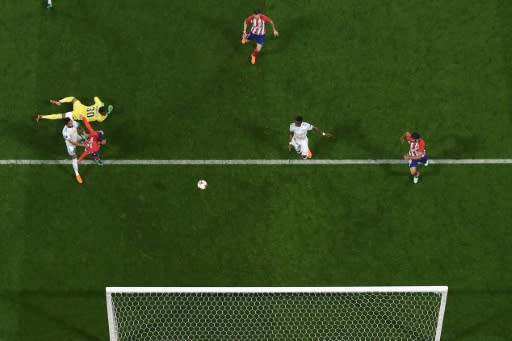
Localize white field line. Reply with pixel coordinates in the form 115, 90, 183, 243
0, 159, 511, 165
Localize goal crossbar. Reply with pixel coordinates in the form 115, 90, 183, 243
107, 286, 447, 294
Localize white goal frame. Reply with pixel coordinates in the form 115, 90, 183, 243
106, 286, 448, 341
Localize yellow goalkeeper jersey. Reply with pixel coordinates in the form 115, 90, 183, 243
69, 96, 109, 122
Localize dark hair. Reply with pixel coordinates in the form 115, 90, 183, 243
295, 115, 303, 122
97, 130, 105, 141
99, 106, 107, 114
411, 132, 420, 139
253, 9, 261, 14
64, 117, 71, 124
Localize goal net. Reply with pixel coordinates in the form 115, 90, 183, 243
106, 286, 448, 341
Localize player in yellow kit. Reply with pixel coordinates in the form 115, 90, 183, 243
36, 96, 114, 123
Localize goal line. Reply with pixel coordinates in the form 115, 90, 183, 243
0, 159, 511, 165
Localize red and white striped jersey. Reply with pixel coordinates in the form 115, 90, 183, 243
406, 132, 426, 157
245, 14, 272, 35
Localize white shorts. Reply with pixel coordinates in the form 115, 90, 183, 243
66, 144, 76, 157
290, 137, 309, 156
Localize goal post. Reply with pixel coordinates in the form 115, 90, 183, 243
106, 286, 448, 341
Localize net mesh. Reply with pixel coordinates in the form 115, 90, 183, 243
109, 291, 443, 341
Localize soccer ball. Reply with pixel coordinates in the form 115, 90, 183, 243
197, 180, 208, 190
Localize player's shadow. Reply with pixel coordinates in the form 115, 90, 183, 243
10, 118, 102, 178
193, 11, 240, 53
234, 117, 284, 156
193, 12, 314, 56
401, 133, 477, 179
14, 120, 56, 158
309, 130, 337, 157
9, 120, 68, 177
152, 180, 167, 192
435, 133, 478, 158
98, 116, 157, 159
329, 118, 443, 177
330, 118, 389, 156
267, 15, 315, 55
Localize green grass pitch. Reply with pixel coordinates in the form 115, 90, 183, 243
1, 1, 512, 340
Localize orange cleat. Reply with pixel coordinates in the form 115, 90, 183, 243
307, 150, 313, 159
75, 174, 83, 184
251, 55, 256, 65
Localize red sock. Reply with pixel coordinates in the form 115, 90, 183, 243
252, 49, 259, 57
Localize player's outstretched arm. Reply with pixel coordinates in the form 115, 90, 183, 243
400, 133, 406, 144
400, 131, 411, 144
314, 127, 332, 137
243, 20, 248, 36
405, 153, 423, 161
68, 139, 85, 148
81, 116, 95, 134
288, 132, 294, 151
270, 20, 279, 36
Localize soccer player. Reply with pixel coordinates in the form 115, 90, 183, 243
36, 96, 113, 123
79, 116, 107, 166
62, 117, 84, 184
288, 116, 332, 160
241, 10, 279, 65
47, 0, 52, 9
401, 131, 429, 184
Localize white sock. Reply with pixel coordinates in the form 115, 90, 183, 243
72, 158, 79, 176
48, 0, 52, 4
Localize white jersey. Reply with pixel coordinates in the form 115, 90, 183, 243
62, 120, 79, 148
290, 122, 314, 140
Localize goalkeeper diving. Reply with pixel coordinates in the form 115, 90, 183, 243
36, 96, 113, 123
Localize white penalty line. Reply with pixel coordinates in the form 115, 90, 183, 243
0, 159, 512, 165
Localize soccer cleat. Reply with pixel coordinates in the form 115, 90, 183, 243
302, 155, 308, 160
251, 55, 256, 65
46, 3, 52, 9
424, 160, 429, 166
413, 176, 419, 184
75, 174, 83, 184
35, 114, 41, 123
95, 159, 104, 167
307, 150, 313, 159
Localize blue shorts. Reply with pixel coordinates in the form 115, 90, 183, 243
409, 155, 428, 168
247, 33, 266, 45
